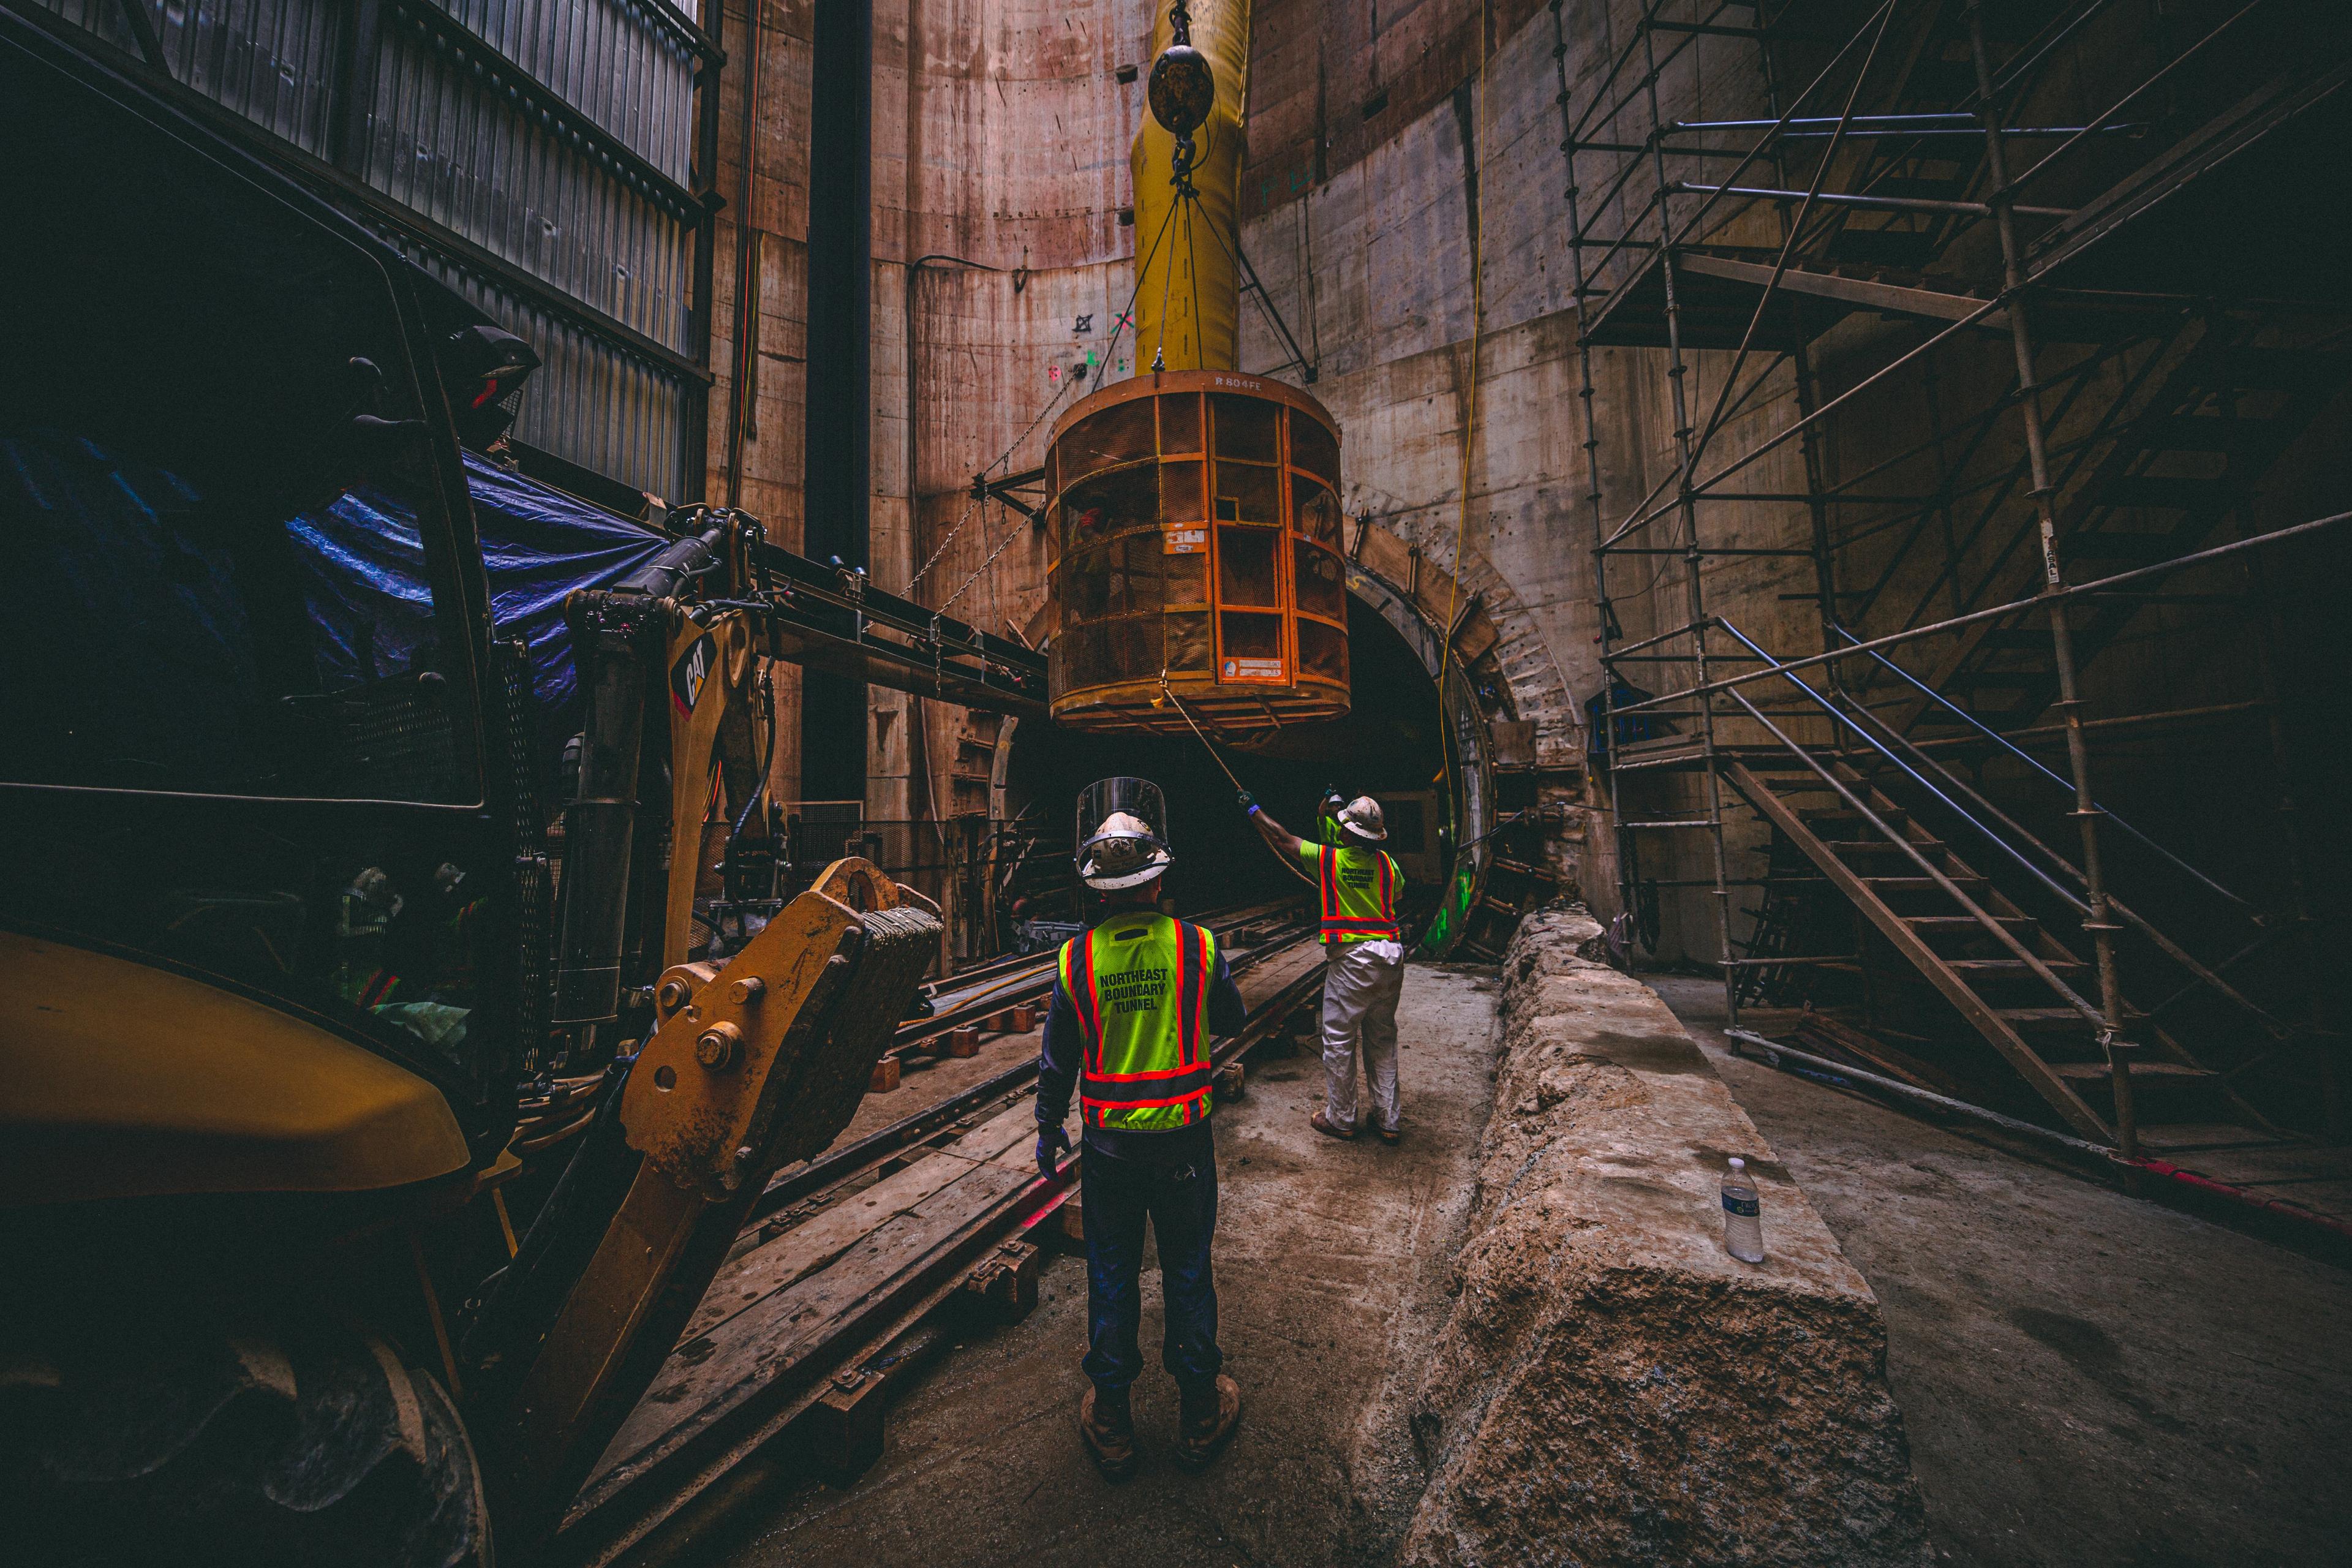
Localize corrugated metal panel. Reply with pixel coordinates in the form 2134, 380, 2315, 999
420, 256, 688, 498
28, 0, 139, 53
35, 0, 344, 154
424, 0, 696, 183
155, 0, 344, 156
369, 18, 693, 352
31, 0, 704, 499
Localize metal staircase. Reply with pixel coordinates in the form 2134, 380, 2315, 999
1711, 617, 2314, 1161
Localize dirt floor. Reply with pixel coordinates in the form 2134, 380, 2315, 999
629, 963, 2352, 1568
631, 962, 1501, 1568
1649, 974, 2352, 1568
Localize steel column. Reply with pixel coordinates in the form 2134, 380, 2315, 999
1967, 2, 2136, 1158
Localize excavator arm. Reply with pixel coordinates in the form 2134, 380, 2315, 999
464, 513, 941, 1540
475, 858, 935, 1537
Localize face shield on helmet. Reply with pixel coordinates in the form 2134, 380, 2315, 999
1075, 777, 1172, 891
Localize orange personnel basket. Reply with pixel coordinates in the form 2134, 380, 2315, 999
1046, 369, 1351, 734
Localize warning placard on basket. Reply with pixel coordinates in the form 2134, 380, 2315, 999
1221, 657, 1286, 684
1163, 526, 1207, 555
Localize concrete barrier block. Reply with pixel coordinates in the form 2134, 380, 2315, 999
1399, 912, 1931, 1567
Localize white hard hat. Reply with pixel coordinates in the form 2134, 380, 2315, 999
1079, 809, 1172, 890
1338, 796, 1387, 842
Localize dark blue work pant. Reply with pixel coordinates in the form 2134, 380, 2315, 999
1080, 1133, 1222, 1398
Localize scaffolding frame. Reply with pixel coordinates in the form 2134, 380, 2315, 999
1557, 0, 2352, 1144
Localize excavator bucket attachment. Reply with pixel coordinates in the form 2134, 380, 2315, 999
472, 861, 939, 1544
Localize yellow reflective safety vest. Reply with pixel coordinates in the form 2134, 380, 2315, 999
1300, 843, 1401, 945
1057, 911, 1218, 1133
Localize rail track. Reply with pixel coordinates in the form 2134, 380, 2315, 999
553, 899, 1327, 1564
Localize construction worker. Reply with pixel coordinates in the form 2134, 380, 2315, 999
1035, 777, 1247, 1480
1314, 785, 1348, 845
1242, 791, 1406, 1144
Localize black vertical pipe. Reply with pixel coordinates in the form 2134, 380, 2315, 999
688, 26, 726, 502
802, 0, 873, 805
330, 0, 385, 175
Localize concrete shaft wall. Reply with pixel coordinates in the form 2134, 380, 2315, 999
699, 0, 2348, 965
704, 0, 1155, 822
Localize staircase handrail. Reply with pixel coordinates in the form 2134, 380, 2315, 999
1714, 619, 2095, 919
1721, 618, 2293, 1042
1830, 624, 2257, 916
1707, 624, 2109, 1031
1825, 668, 2298, 1042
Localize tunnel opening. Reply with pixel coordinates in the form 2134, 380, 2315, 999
1000, 592, 1460, 940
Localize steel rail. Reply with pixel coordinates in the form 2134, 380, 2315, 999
562, 924, 1331, 1561
755, 902, 1312, 1216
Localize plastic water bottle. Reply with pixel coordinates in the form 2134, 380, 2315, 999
1721, 1157, 1764, 1264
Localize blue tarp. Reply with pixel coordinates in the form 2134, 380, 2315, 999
289, 451, 666, 736
461, 452, 668, 718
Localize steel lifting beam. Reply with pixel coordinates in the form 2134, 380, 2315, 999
748, 540, 1050, 717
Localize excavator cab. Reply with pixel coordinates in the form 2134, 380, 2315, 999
0, 20, 522, 1176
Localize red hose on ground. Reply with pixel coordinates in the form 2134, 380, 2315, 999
2124, 1157, 2352, 1245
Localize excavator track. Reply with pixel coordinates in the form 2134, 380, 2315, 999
2, 1318, 489, 1568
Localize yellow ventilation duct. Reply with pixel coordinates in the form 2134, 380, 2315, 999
1131, 0, 1250, 372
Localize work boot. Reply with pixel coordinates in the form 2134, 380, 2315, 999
1172, 1374, 1242, 1471
1079, 1385, 1138, 1481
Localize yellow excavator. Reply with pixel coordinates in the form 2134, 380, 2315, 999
0, 19, 941, 1564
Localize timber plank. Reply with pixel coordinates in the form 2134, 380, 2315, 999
680, 1106, 1038, 1345
576, 930, 1325, 1527
592, 1148, 1035, 1494
680, 1155, 965, 1344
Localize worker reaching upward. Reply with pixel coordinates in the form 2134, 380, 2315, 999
1314, 785, 1348, 845
1035, 777, 1248, 1480
1244, 791, 1409, 1144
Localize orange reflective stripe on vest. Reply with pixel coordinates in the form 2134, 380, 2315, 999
1316, 845, 1400, 944
1057, 913, 1217, 1131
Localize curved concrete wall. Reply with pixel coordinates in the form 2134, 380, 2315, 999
706, 0, 2350, 967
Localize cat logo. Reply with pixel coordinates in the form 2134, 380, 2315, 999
670, 633, 716, 715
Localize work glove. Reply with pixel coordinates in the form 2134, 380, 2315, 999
1035, 1122, 1071, 1180
1236, 788, 1257, 812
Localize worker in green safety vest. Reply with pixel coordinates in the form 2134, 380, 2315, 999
1244, 791, 1409, 1144
1035, 777, 1247, 1480
1314, 785, 1348, 845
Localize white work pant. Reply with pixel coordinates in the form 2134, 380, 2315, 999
1321, 943, 1405, 1133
